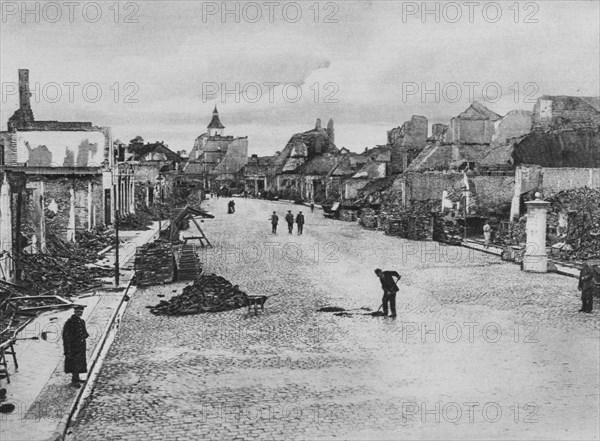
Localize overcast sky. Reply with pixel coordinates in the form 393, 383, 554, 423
1, 1, 599, 155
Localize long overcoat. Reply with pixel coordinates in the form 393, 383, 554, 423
62, 315, 89, 374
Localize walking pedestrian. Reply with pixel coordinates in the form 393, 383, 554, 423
374, 268, 401, 318
578, 261, 598, 313
270, 211, 279, 234
483, 221, 491, 249
310, 202, 315, 213
285, 210, 294, 234
228, 200, 235, 214
296, 211, 305, 235
62, 305, 89, 388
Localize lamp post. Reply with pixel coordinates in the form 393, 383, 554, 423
462, 187, 469, 240
114, 163, 134, 287
157, 174, 165, 235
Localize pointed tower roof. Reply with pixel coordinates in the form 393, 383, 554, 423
207, 106, 225, 129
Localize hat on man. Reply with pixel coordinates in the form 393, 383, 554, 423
73, 305, 85, 311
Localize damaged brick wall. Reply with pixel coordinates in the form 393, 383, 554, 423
542, 168, 600, 194
388, 115, 428, 174
513, 130, 600, 167
404, 172, 515, 215
21, 175, 104, 243
533, 96, 600, 131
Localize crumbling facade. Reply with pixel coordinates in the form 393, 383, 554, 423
1, 69, 115, 251
387, 115, 428, 173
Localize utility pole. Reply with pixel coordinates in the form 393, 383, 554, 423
114, 208, 120, 287
463, 188, 468, 240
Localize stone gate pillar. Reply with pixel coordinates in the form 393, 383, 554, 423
523, 192, 550, 273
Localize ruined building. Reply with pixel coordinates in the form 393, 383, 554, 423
513, 96, 600, 167
0, 69, 115, 256
268, 118, 338, 200
387, 115, 428, 173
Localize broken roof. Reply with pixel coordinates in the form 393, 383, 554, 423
455, 101, 503, 121
299, 155, 339, 176
128, 142, 183, 163
406, 144, 453, 172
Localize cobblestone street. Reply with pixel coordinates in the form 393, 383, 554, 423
71, 198, 600, 441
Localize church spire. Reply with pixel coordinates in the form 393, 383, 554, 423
207, 106, 225, 136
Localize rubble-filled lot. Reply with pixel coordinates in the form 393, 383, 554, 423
72, 198, 599, 441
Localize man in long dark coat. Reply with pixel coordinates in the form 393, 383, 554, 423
578, 262, 598, 313
375, 268, 401, 317
285, 210, 294, 234
63, 305, 89, 387
270, 211, 279, 234
296, 211, 305, 235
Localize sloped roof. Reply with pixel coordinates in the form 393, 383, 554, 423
299, 155, 338, 176
580, 97, 600, 112
182, 161, 205, 174
269, 124, 337, 175
287, 127, 338, 157
540, 95, 600, 113
406, 144, 453, 171
207, 106, 225, 129
358, 176, 394, 195
129, 142, 183, 162
456, 101, 503, 121
477, 143, 516, 167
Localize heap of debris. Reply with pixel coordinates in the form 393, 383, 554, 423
432, 215, 464, 245
384, 200, 438, 241
148, 273, 248, 315
494, 188, 600, 260
134, 241, 174, 286
359, 208, 378, 229
339, 209, 359, 222
547, 187, 600, 260
14, 253, 112, 296
46, 227, 114, 262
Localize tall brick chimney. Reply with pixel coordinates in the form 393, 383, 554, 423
19, 69, 33, 116
8, 69, 34, 130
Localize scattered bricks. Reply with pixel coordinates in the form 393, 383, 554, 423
14, 252, 112, 296
148, 273, 249, 315
359, 208, 378, 229
134, 241, 175, 286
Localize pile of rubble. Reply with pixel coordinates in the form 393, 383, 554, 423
383, 200, 438, 241
547, 187, 600, 260
134, 241, 174, 286
14, 253, 112, 296
46, 227, 114, 262
433, 215, 464, 245
359, 208, 378, 229
339, 209, 359, 222
148, 273, 248, 315
493, 188, 600, 261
